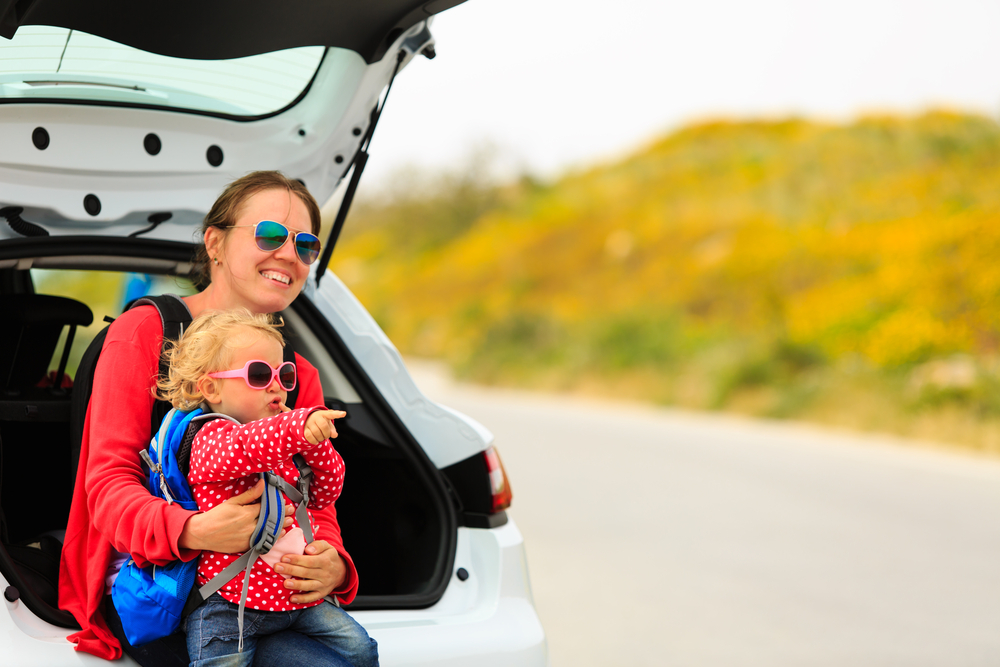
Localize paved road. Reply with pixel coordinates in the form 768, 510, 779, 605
407, 360, 1000, 667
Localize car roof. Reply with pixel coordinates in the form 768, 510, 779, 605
1, 0, 465, 64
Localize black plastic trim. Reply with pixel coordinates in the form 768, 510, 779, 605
0, 399, 70, 422
442, 452, 510, 528
0, 236, 194, 263
291, 295, 457, 610
463, 511, 509, 529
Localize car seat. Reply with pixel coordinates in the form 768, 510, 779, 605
0, 293, 91, 626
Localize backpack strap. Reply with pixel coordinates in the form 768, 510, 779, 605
127, 295, 193, 433
70, 294, 192, 485
289, 454, 313, 542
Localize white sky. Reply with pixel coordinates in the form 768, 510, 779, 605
362, 0, 1000, 187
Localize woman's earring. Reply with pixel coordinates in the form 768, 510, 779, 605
213, 257, 221, 266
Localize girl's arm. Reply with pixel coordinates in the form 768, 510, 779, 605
187, 407, 328, 484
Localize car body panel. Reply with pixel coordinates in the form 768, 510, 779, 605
364, 522, 547, 666
0, 523, 546, 667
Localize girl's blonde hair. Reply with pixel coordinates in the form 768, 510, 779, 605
158, 309, 285, 411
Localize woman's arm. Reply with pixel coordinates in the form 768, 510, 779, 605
84, 311, 197, 567
177, 479, 276, 552
85, 308, 263, 566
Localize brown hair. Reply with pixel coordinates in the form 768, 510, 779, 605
191, 171, 322, 290
157, 309, 285, 411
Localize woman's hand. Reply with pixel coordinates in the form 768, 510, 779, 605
273, 540, 347, 604
179, 479, 293, 552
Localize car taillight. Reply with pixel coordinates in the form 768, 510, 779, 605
483, 445, 512, 512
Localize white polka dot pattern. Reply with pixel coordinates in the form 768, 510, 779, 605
187, 407, 345, 611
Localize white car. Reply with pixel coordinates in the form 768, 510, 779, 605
0, 2, 547, 665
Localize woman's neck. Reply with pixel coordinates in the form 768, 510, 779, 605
184, 284, 249, 319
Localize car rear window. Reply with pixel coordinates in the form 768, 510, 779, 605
0, 27, 326, 117
31, 269, 195, 379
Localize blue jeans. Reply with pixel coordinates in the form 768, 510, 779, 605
106, 595, 333, 667
185, 594, 379, 667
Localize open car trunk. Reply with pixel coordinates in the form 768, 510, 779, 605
0, 238, 457, 629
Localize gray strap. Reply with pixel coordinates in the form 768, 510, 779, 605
290, 454, 315, 543
270, 475, 302, 503
197, 549, 254, 601
266, 474, 316, 544
195, 545, 260, 653
191, 410, 239, 427
297, 504, 314, 544
236, 553, 256, 653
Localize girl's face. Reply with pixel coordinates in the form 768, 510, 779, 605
206, 188, 314, 314
207, 332, 287, 424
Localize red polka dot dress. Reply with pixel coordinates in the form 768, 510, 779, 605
187, 406, 344, 612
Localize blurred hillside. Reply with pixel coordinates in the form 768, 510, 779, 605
332, 111, 1000, 453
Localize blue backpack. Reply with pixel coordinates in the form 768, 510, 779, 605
111, 407, 319, 647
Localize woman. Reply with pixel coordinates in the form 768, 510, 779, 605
58, 172, 358, 664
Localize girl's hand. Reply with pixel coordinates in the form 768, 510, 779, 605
272, 540, 347, 604
303, 409, 346, 445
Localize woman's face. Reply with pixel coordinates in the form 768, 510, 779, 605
207, 188, 314, 314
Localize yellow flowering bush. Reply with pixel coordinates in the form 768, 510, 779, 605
333, 111, 1000, 442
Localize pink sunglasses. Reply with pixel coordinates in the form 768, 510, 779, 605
209, 360, 296, 391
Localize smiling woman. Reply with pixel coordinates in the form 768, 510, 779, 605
0, 26, 327, 116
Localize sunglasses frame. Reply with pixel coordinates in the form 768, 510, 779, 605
230, 220, 322, 266
208, 359, 297, 391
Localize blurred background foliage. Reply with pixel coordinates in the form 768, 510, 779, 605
334, 111, 1000, 453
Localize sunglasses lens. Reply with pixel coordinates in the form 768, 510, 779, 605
278, 362, 297, 390
246, 361, 274, 388
254, 220, 288, 252
294, 233, 322, 266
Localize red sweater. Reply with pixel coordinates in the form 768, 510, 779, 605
58, 306, 359, 660
189, 408, 344, 610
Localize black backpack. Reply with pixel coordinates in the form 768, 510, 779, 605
69, 295, 299, 482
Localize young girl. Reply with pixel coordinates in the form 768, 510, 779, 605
158, 308, 378, 667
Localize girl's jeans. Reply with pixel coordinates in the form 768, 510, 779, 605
185, 594, 379, 667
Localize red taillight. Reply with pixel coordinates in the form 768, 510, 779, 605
483, 445, 512, 512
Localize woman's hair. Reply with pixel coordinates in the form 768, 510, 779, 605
158, 309, 285, 411
191, 171, 322, 290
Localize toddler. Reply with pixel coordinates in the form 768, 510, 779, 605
158, 309, 378, 667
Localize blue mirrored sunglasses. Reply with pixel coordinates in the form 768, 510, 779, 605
232, 220, 322, 266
